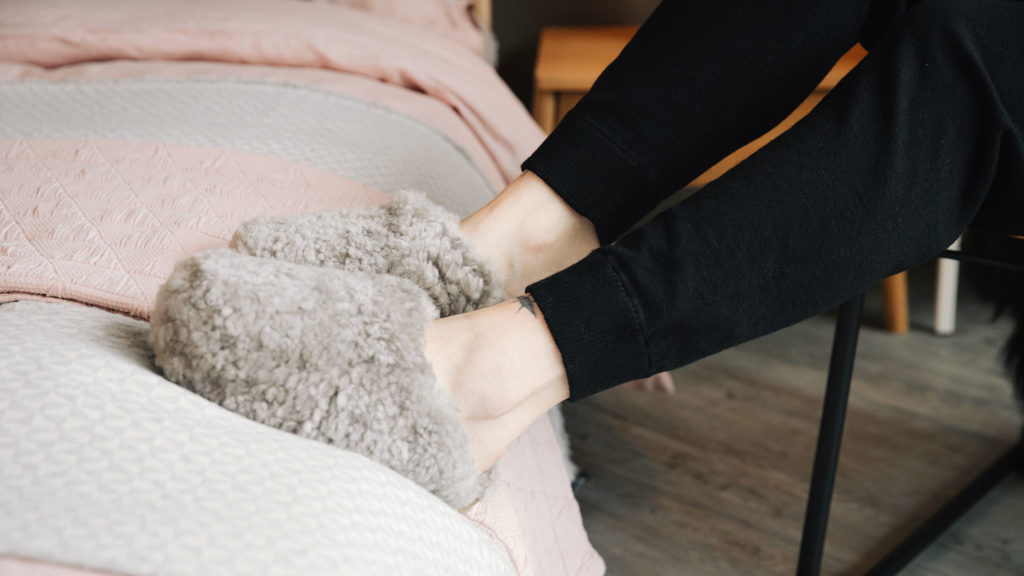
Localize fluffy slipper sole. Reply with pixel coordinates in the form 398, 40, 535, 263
148, 249, 489, 509
230, 191, 505, 317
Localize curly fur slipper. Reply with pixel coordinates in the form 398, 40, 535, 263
230, 191, 505, 317
148, 249, 489, 509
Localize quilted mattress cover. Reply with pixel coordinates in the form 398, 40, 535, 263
0, 1, 605, 575
0, 301, 515, 576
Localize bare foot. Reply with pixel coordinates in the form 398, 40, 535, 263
424, 172, 598, 471
424, 295, 570, 471
623, 372, 676, 394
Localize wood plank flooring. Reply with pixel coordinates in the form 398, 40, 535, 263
563, 265, 1024, 575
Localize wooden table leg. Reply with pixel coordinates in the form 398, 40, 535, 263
881, 272, 909, 334
532, 89, 557, 133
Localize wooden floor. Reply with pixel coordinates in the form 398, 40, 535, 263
563, 265, 1024, 575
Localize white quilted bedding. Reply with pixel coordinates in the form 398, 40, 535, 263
0, 301, 517, 576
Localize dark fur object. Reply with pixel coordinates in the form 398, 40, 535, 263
962, 232, 1024, 403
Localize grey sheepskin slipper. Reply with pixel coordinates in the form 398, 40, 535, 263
148, 249, 489, 509
230, 191, 505, 317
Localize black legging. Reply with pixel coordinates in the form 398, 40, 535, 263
522, 0, 1024, 401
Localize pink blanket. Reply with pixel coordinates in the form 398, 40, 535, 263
0, 2, 603, 575
0, 0, 542, 184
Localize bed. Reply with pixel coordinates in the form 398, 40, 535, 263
0, 1, 605, 574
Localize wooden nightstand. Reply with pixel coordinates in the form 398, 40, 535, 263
531, 28, 909, 333
532, 26, 637, 134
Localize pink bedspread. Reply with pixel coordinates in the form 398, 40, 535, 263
0, 138, 387, 317
0, 2, 603, 575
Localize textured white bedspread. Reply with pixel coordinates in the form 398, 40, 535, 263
0, 301, 516, 576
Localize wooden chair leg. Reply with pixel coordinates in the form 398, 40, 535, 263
881, 272, 909, 334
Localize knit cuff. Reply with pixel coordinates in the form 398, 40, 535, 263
526, 251, 649, 402
522, 111, 649, 244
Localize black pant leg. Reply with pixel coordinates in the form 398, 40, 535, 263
528, 0, 1024, 401
522, 0, 875, 243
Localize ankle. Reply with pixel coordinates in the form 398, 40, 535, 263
424, 298, 570, 420
461, 172, 599, 296
425, 298, 571, 471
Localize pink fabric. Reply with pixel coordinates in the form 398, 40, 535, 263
468, 418, 606, 576
0, 2, 601, 575
0, 138, 386, 318
0, 61, 507, 191
0, 0, 544, 184
310, 0, 486, 56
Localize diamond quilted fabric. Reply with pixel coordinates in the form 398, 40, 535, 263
0, 301, 517, 576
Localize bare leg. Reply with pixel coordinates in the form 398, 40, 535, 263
459, 171, 598, 297
420, 172, 598, 471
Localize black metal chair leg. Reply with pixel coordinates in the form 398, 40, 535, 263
796, 295, 865, 576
